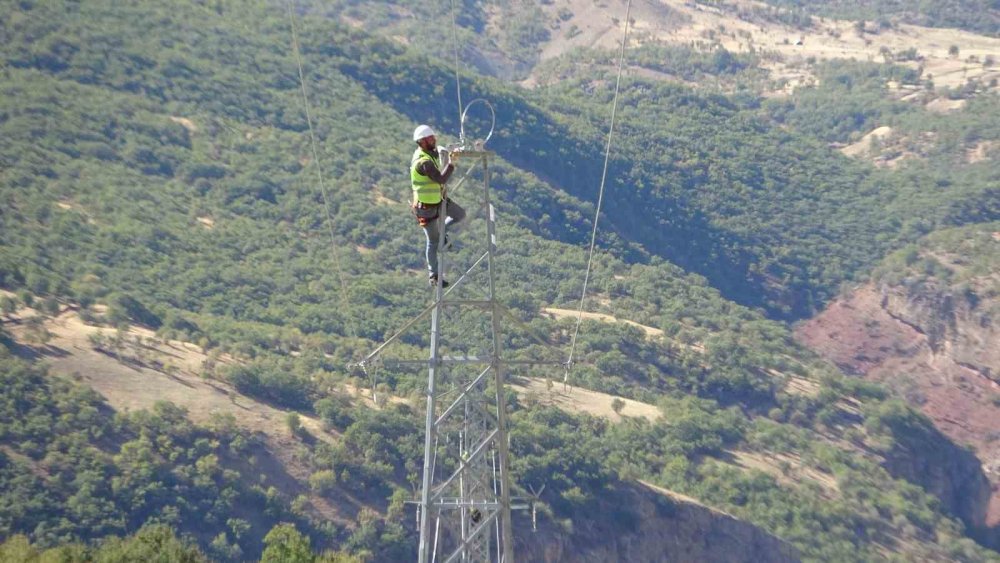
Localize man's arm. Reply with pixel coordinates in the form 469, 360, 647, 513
417, 159, 455, 185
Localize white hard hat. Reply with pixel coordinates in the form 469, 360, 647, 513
413, 124, 435, 142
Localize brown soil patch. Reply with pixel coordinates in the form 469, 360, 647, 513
541, 306, 664, 338
372, 185, 401, 206
795, 284, 1000, 525
966, 140, 997, 164
511, 376, 661, 422
840, 126, 894, 157
6, 309, 333, 441
890, 153, 917, 168
53, 200, 98, 225
925, 97, 967, 113
794, 286, 925, 376
536, 0, 658, 63
530, 0, 1000, 94
541, 306, 708, 354
343, 382, 411, 410
638, 479, 735, 518
169, 116, 198, 133
782, 373, 821, 397
838, 126, 929, 168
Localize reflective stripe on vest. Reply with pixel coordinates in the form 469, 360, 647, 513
411, 148, 443, 205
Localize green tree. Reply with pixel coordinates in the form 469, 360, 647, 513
209, 532, 242, 561
0, 296, 17, 317
16, 290, 33, 308
226, 518, 251, 540
93, 524, 207, 562
316, 551, 364, 563
308, 470, 337, 495
0, 536, 39, 561
286, 412, 303, 437
22, 316, 51, 347
261, 523, 314, 563
611, 397, 626, 416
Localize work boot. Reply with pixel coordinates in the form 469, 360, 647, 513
442, 235, 454, 251
428, 276, 450, 289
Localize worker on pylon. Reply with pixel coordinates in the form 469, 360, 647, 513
411, 124, 466, 287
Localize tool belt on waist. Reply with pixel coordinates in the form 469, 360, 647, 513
413, 200, 442, 227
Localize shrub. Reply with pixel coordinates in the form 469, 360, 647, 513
309, 470, 338, 495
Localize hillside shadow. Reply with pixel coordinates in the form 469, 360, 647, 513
7, 341, 70, 361
330, 41, 773, 314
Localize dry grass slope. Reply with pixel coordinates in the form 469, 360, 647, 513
530, 0, 1000, 94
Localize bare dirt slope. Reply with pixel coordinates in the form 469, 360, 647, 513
796, 284, 1000, 525
841, 126, 896, 158
541, 306, 664, 338
3, 299, 663, 429
533, 0, 1000, 91
511, 376, 661, 421
727, 450, 839, 498
835, 125, 936, 168
2, 304, 367, 524
7, 307, 334, 441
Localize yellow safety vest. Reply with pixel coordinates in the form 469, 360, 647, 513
411, 148, 443, 205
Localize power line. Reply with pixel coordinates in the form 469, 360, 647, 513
449, 0, 465, 142
565, 0, 633, 382
285, 1, 355, 340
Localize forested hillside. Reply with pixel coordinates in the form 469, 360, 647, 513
2, 0, 1000, 561
0, 354, 331, 561
798, 222, 1000, 533
282, 2, 1000, 319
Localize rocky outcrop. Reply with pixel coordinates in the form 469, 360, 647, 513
796, 282, 999, 531
880, 279, 998, 385
795, 225, 1000, 539
875, 406, 991, 531
518, 481, 799, 563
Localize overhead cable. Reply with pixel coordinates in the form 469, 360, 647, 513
565, 0, 633, 381
450, 0, 465, 143
285, 1, 356, 340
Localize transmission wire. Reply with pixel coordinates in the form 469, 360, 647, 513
564, 0, 633, 382
286, 1, 377, 400
449, 0, 465, 141
286, 2, 354, 330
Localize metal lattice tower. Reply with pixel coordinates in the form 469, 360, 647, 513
354, 100, 573, 556
415, 148, 516, 563
356, 145, 534, 562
